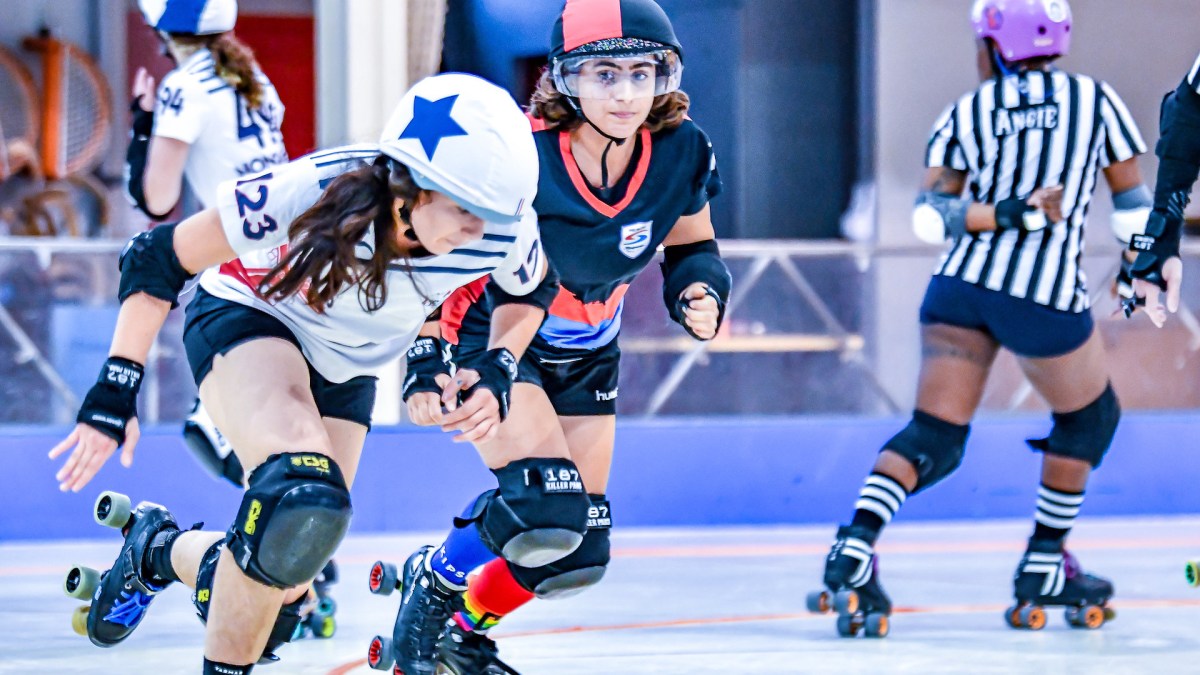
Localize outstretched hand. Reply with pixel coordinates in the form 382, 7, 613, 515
48, 420, 140, 493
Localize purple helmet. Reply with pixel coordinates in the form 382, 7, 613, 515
971, 0, 1071, 63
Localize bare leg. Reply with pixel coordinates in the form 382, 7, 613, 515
196, 339, 363, 665
875, 323, 999, 491
1018, 327, 1110, 492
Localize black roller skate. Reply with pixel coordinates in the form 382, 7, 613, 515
806, 525, 892, 638
292, 559, 339, 640
366, 545, 461, 674
1006, 538, 1115, 630
436, 619, 520, 675
62, 492, 184, 647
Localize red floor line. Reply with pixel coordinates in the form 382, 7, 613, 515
325, 597, 1200, 674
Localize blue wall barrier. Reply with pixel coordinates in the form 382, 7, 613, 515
7, 414, 1198, 542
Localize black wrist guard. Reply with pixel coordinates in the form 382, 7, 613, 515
402, 336, 450, 402
1129, 195, 1186, 290
661, 239, 732, 339
994, 197, 1046, 231
77, 357, 144, 443
118, 223, 194, 308
126, 100, 169, 220
458, 348, 519, 421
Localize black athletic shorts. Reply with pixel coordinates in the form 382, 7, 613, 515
183, 287, 377, 428
919, 275, 1094, 358
453, 309, 620, 416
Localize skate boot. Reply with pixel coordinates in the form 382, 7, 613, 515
366, 545, 461, 674
436, 619, 520, 675
62, 492, 185, 647
806, 525, 892, 638
1006, 537, 1115, 630
292, 559, 339, 640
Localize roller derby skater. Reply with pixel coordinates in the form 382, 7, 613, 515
368, 0, 730, 670
810, 0, 1149, 636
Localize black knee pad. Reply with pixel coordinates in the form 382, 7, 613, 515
226, 453, 352, 589
193, 541, 305, 664
509, 495, 612, 599
884, 410, 970, 494
456, 457, 590, 568
1026, 384, 1120, 468
181, 418, 245, 487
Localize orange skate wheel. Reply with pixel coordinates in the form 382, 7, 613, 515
805, 590, 831, 614
1082, 605, 1105, 629
1019, 605, 1046, 630
833, 589, 859, 615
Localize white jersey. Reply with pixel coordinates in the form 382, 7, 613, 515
926, 70, 1145, 312
198, 144, 547, 383
153, 48, 288, 208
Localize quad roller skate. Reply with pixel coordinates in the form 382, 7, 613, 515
62, 492, 182, 647
436, 618, 519, 675
292, 559, 339, 640
366, 545, 461, 674
1186, 560, 1200, 587
1005, 538, 1115, 630
806, 525, 892, 638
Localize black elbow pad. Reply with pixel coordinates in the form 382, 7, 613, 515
118, 223, 194, 308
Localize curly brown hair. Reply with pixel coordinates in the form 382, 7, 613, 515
259, 157, 423, 312
527, 68, 689, 134
169, 32, 266, 109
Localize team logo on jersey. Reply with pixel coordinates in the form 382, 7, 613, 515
993, 103, 1058, 137
618, 221, 653, 259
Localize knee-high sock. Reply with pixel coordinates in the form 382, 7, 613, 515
849, 472, 909, 544
453, 557, 534, 634
429, 497, 499, 589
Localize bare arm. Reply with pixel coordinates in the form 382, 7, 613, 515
142, 136, 190, 216
921, 166, 1064, 232
1102, 156, 1145, 194
662, 203, 716, 246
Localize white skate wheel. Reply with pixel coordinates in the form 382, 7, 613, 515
94, 492, 132, 529
63, 565, 100, 600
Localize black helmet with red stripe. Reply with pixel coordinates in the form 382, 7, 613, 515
549, 0, 683, 100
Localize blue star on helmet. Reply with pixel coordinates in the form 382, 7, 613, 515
399, 95, 469, 160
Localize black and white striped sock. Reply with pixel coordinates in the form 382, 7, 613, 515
850, 472, 909, 539
1033, 484, 1085, 541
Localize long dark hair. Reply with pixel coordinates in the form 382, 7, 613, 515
259, 157, 423, 312
169, 32, 266, 109
527, 68, 690, 134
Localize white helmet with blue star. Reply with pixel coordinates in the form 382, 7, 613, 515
379, 73, 538, 226
139, 0, 237, 35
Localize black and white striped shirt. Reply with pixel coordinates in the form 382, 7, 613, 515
925, 70, 1146, 312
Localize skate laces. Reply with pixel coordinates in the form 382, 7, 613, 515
405, 565, 457, 658
103, 589, 154, 627
449, 627, 518, 674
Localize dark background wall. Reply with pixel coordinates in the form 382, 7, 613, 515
442, 0, 862, 240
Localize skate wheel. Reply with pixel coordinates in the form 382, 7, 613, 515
63, 565, 100, 600
863, 612, 889, 638
94, 492, 132, 529
316, 596, 337, 617
70, 605, 90, 637
1102, 606, 1117, 622
833, 589, 859, 615
1004, 606, 1021, 628
805, 590, 831, 614
369, 561, 399, 596
1186, 561, 1200, 587
367, 635, 394, 670
836, 613, 862, 637
314, 615, 336, 639
1018, 605, 1046, 630
1066, 604, 1105, 630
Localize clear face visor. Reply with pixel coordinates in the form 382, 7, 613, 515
552, 50, 682, 100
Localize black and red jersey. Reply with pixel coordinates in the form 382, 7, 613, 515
443, 114, 721, 351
